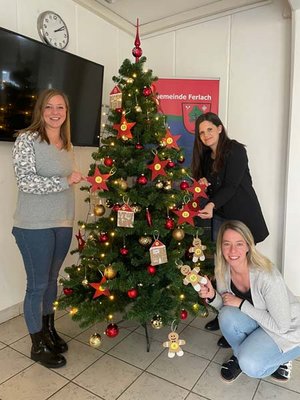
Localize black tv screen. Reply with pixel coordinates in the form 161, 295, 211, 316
0, 26, 104, 146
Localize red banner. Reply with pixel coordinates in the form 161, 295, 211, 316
155, 78, 219, 164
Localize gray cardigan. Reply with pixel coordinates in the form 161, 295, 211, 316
12, 132, 75, 229
210, 265, 300, 352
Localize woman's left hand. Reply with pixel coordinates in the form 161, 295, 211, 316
222, 292, 243, 308
198, 202, 215, 219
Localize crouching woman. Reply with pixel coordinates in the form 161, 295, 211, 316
199, 220, 300, 382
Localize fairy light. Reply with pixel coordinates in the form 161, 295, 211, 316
179, 294, 185, 300
109, 295, 115, 301
193, 303, 200, 311
81, 224, 85, 229
70, 307, 78, 315
100, 253, 105, 258
110, 231, 116, 237
108, 314, 113, 320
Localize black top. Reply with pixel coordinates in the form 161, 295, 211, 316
202, 140, 269, 243
231, 280, 253, 305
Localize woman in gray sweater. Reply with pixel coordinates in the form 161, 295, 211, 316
199, 220, 300, 383
12, 89, 83, 368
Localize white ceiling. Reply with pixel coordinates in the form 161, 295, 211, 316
73, 0, 272, 35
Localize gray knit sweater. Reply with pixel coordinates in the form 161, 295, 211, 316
12, 132, 75, 229
210, 265, 300, 352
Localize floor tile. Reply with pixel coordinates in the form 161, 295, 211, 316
76, 322, 132, 352
73, 354, 142, 400
118, 372, 188, 400
147, 350, 210, 390
108, 331, 164, 369
263, 359, 300, 393
49, 382, 103, 400
0, 341, 6, 350
192, 361, 259, 400
254, 380, 300, 400
181, 325, 220, 359
135, 321, 187, 343
212, 347, 233, 365
54, 339, 104, 380
0, 363, 68, 400
0, 347, 33, 384
0, 315, 28, 344
186, 394, 208, 400
189, 313, 219, 332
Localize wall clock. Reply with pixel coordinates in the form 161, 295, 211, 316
37, 11, 69, 49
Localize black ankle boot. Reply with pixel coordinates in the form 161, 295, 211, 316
30, 331, 66, 368
42, 314, 68, 354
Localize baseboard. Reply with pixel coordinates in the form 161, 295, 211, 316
0, 302, 23, 324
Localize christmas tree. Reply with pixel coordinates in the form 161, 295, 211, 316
58, 22, 214, 343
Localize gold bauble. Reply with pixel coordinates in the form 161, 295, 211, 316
82, 278, 89, 287
199, 308, 209, 318
138, 236, 152, 246
89, 333, 102, 348
118, 179, 128, 190
104, 265, 117, 279
172, 228, 185, 241
94, 204, 105, 216
155, 180, 164, 189
151, 315, 163, 329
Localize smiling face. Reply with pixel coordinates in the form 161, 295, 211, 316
221, 229, 249, 269
43, 94, 67, 132
198, 120, 222, 153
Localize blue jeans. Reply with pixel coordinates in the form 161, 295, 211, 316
219, 306, 300, 378
12, 227, 72, 334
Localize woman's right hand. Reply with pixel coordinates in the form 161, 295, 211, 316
67, 171, 84, 185
199, 275, 215, 300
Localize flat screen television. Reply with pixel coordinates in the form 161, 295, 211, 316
0, 26, 104, 146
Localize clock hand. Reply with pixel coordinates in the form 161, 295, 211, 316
54, 26, 65, 32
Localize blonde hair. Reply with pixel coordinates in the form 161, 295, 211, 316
18, 88, 71, 151
215, 220, 273, 283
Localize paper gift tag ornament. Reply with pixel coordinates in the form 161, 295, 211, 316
149, 239, 168, 266
117, 203, 134, 228
109, 85, 122, 110
163, 331, 186, 358
180, 264, 207, 292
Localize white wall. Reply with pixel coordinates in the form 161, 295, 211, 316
0, 0, 297, 322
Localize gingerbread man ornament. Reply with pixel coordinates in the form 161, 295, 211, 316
180, 264, 207, 292
163, 331, 186, 358
189, 237, 206, 263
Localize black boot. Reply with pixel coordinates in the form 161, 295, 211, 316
42, 314, 68, 354
30, 331, 66, 368
205, 316, 220, 331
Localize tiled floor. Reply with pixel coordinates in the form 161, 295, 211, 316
0, 311, 300, 400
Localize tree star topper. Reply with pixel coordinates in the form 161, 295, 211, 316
147, 154, 169, 180
113, 113, 136, 140
89, 277, 110, 299
162, 129, 181, 150
187, 179, 208, 200
86, 166, 111, 192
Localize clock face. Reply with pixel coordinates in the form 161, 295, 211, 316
37, 11, 69, 49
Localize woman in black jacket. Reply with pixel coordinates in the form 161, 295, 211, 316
191, 112, 269, 344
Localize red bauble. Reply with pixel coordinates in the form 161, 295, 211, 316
180, 309, 188, 320
135, 142, 144, 150
137, 174, 148, 185
104, 157, 114, 167
127, 288, 138, 298
165, 217, 175, 230
99, 233, 109, 242
167, 160, 176, 168
112, 203, 121, 211
132, 47, 143, 58
115, 108, 122, 113
180, 180, 189, 190
147, 265, 156, 275
63, 288, 73, 296
105, 323, 119, 338
178, 156, 185, 164
142, 86, 152, 97
120, 246, 129, 256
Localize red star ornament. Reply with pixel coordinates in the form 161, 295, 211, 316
75, 230, 86, 252
161, 129, 181, 150
90, 277, 110, 299
171, 203, 198, 226
113, 113, 136, 139
147, 154, 169, 180
187, 179, 208, 200
86, 166, 111, 192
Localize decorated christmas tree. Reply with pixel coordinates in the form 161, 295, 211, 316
58, 21, 214, 345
